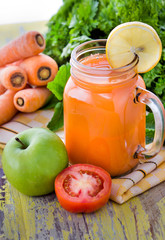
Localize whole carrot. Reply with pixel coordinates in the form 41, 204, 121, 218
19, 54, 58, 86
0, 90, 17, 125
0, 65, 27, 91
0, 31, 45, 67
0, 83, 6, 95
13, 87, 52, 112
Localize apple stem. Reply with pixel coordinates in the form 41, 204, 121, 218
15, 137, 26, 149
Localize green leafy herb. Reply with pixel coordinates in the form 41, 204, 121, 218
47, 101, 64, 131
46, 63, 71, 131
47, 63, 71, 101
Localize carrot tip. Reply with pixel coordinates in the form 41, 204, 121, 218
38, 67, 51, 80
11, 73, 25, 87
36, 34, 44, 47
17, 97, 24, 106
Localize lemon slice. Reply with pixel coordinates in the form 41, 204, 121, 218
106, 21, 162, 73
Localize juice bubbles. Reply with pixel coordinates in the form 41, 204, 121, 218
63, 40, 160, 177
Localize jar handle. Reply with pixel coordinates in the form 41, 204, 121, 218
134, 86, 165, 161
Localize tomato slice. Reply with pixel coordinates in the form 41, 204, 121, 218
55, 164, 112, 213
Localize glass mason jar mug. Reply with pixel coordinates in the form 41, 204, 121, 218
64, 40, 165, 177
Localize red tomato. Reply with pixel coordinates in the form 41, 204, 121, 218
55, 164, 112, 213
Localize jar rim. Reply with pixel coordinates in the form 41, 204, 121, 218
71, 39, 139, 73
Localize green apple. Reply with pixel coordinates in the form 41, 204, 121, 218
2, 127, 68, 196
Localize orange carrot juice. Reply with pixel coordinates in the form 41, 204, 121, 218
64, 40, 146, 176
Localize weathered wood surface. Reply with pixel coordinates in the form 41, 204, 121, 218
0, 152, 165, 240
